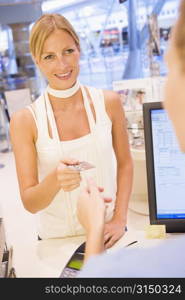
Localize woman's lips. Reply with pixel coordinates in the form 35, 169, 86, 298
55, 71, 72, 80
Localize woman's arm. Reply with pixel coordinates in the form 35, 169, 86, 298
10, 109, 81, 213
103, 90, 134, 248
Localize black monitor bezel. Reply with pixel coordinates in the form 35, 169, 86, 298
143, 101, 185, 232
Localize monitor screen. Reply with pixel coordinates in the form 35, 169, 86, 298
151, 109, 185, 219
143, 102, 185, 232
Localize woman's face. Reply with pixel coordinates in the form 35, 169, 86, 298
164, 35, 185, 152
37, 29, 80, 90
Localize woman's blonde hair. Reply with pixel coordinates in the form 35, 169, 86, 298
174, 0, 185, 71
29, 13, 80, 60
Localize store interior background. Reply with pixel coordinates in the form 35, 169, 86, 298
0, 0, 180, 148
0, 0, 179, 93
0, 0, 181, 276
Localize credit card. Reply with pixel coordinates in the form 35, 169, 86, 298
67, 161, 95, 171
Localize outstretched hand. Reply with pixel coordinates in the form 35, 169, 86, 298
77, 178, 112, 233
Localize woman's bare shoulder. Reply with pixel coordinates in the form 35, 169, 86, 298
102, 89, 122, 119
10, 108, 37, 140
10, 108, 35, 127
103, 89, 120, 102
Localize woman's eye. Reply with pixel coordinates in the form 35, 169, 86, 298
65, 49, 75, 54
44, 54, 54, 60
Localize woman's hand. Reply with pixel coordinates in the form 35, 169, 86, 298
56, 158, 82, 192
104, 217, 127, 249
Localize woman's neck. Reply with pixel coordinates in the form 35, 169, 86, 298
46, 80, 80, 99
49, 89, 83, 112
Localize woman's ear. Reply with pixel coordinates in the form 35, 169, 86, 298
32, 54, 39, 65
76, 43, 80, 53
35, 58, 39, 65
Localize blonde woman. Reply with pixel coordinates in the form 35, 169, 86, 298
10, 14, 133, 245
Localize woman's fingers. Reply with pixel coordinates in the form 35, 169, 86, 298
59, 175, 81, 190
104, 236, 118, 249
61, 177, 81, 187
57, 172, 81, 181
63, 183, 80, 192
60, 158, 79, 166
57, 163, 78, 174
104, 232, 111, 243
56, 161, 82, 192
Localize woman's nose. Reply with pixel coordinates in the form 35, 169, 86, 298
56, 56, 68, 68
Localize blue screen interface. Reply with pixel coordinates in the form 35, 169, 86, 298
151, 109, 185, 219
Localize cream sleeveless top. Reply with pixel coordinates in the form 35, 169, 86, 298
27, 85, 117, 239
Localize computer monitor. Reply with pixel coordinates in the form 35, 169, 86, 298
143, 101, 185, 232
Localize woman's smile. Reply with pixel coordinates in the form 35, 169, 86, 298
54, 70, 72, 81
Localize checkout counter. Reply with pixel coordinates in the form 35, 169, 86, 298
0, 118, 183, 278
